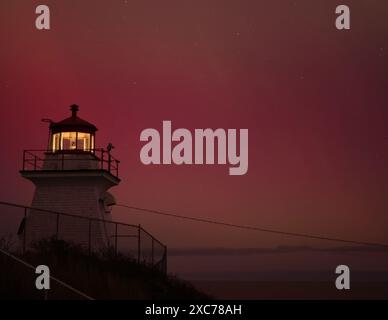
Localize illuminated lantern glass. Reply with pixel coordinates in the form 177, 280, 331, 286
49, 105, 97, 153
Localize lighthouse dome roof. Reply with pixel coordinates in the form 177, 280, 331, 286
50, 104, 98, 134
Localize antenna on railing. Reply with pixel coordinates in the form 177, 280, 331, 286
106, 143, 115, 173
106, 143, 114, 152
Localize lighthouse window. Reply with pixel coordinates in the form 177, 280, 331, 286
52, 132, 93, 152
52, 133, 60, 152
77, 132, 91, 151
61, 132, 77, 150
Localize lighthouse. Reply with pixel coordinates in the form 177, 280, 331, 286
20, 105, 120, 250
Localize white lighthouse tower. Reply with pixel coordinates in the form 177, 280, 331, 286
20, 105, 120, 250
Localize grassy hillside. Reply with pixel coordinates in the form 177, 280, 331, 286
0, 238, 210, 300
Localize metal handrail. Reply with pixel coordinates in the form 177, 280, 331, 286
21, 149, 120, 178
0, 201, 167, 273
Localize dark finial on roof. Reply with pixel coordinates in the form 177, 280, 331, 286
70, 104, 79, 118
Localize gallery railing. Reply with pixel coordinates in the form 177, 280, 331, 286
0, 201, 167, 274
21, 149, 120, 179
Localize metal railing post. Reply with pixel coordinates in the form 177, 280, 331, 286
151, 238, 154, 266
101, 150, 104, 169
23, 207, 27, 254
138, 224, 141, 263
164, 245, 168, 274
34, 155, 37, 170
56, 213, 59, 240
115, 223, 118, 257
88, 220, 92, 256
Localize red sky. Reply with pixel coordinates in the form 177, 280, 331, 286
1, 1, 388, 278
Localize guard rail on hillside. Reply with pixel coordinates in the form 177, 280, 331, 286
0, 201, 167, 274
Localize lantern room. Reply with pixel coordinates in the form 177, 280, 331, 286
22, 104, 120, 179
49, 104, 96, 152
